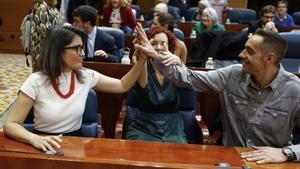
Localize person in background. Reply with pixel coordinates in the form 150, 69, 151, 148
209, 0, 227, 23
102, 0, 136, 34
30, 0, 63, 71
168, 0, 199, 19
192, 7, 225, 36
3, 25, 146, 153
248, 5, 283, 35
134, 25, 300, 164
145, 1, 181, 22
125, 0, 137, 19
274, 0, 295, 26
57, 0, 88, 23
72, 5, 121, 62
125, 26, 187, 144
192, 0, 211, 21
151, 13, 187, 64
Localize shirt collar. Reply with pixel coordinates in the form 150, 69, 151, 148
245, 64, 287, 90
88, 26, 97, 39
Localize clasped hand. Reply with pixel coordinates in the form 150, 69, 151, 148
133, 23, 181, 66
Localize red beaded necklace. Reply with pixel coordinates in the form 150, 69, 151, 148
51, 71, 75, 99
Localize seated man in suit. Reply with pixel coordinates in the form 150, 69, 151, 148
248, 5, 283, 35
72, 5, 121, 62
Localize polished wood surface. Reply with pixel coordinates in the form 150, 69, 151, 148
283, 26, 300, 32
175, 21, 195, 37
224, 23, 248, 32
0, 132, 243, 169
1, 132, 298, 169
0, 1, 32, 53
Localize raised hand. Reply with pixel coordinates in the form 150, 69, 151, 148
134, 23, 158, 59
29, 134, 63, 153
241, 146, 287, 164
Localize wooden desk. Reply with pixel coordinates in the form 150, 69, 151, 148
224, 23, 248, 32
0, 132, 298, 169
175, 21, 195, 37
283, 26, 300, 32
184, 37, 196, 56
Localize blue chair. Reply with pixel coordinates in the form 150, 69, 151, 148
98, 26, 125, 55
279, 32, 300, 72
293, 12, 300, 26
186, 7, 198, 21
24, 89, 99, 137
131, 4, 141, 19
228, 8, 256, 23
122, 87, 202, 144
173, 28, 184, 41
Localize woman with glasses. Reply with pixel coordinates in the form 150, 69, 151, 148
191, 7, 225, 37
3, 25, 146, 153
123, 26, 188, 144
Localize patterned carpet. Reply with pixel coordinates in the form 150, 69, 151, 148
0, 53, 32, 127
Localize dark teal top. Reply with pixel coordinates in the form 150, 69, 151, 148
192, 21, 225, 35
125, 62, 187, 143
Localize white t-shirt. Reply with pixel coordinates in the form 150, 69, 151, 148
20, 68, 100, 134
109, 8, 121, 24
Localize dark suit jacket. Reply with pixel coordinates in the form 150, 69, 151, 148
57, 0, 89, 23
85, 28, 121, 62
248, 20, 283, 35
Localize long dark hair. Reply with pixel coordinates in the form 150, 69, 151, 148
36, 25, 87, 83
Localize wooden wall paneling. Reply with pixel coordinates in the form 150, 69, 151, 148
0, 1, 33, 53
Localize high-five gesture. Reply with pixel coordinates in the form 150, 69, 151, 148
134, 23, 158, 59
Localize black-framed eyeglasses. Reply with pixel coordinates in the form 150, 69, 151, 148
64, 45, 84, 55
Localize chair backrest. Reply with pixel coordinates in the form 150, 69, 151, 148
98, 26, 125, 52
123, 87, 202, 143
278, 32, 300, 72
280, 32, 300, 59
293, 12, 300, 26
228, 8, 256, 23
186, 7, 198, 21
23, 89, 99, 137
173, 28, 184, 41
131, 4, 141, 19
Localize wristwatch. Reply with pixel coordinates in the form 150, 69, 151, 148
282, 146, 296, 161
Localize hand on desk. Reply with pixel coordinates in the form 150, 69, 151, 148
241, 146, 287, 164
29, 134, 62, 153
